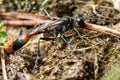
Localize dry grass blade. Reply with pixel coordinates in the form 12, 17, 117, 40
1, 49, 8, 80
94, 49, 98, 80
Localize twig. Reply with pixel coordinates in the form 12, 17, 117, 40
1, 20, 52, 27
67, 44, 98, 52
92, 5, 105, 18
84, 22, 120, 38
0, 12, 59, 20
1, 48, 8, 80
44, 9, 53, 20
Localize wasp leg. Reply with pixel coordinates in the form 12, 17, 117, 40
42, 28, 59, 40
32, 37, 41, 74
73, 28, 86, 43
32, 35, 57, 74
60, 33, 73, 48
40, 30, 58, 40
40, 37, 55, 40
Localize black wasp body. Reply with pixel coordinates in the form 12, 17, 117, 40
12, 14, 85, 51
54, 15, 84, 37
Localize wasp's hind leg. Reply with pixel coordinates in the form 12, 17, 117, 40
32, 37, 41, 74
32, 32, 58, 74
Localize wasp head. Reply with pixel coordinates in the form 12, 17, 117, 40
74, 14, 85, 28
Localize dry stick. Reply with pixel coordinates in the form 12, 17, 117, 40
0, 12, 59, 20
84, 22, 120, 38
1, 20, 52, 27
1, 49, 8, 80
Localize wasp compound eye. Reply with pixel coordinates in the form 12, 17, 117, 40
75, 15, 85, 28
12, 35, 30, 51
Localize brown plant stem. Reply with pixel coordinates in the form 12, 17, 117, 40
84, 22, 120, 38
1, 20, 52, 27
0, 12, 59, 20
1, 48, 8, 80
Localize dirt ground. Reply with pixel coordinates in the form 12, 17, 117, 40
0, 0, 120, 80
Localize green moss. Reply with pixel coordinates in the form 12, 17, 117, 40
100, 62, 120, 80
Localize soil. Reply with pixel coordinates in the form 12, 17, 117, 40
0, 0, 120, 80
